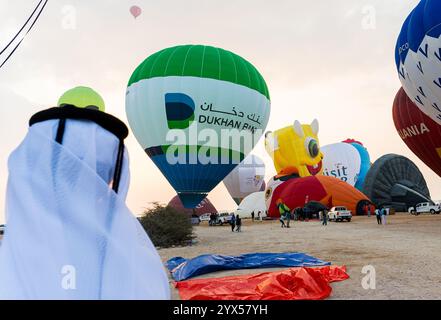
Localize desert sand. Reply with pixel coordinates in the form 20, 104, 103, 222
159, 214, 441, 300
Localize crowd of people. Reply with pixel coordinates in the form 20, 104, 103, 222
209, 200, 390, 233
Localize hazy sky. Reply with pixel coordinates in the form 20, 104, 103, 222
1, 0, 438, 223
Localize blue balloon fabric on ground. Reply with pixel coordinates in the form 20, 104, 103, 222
166, 252, 331, 281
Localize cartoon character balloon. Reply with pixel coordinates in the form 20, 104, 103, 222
321, 143, 361, 187
395, 0, 441, 125
265, 175, 372, 218
265, 120, 323, 177
223, 154, 266, 205
126, 45, 271, 208
393, 87, 441, 177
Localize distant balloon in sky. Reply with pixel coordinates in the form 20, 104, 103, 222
321, 143, 361, 187
223, 154, 266, 205
126, 45, 270, 208
395, 0, 441, 125
393, 87, 441, 177
130, 5, 142, 19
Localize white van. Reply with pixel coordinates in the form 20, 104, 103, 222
408, 202, 441, 215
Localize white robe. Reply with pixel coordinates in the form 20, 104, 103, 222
0, 118, 170, 300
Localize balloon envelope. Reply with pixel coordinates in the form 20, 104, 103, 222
362, 154, 432, 211
223, 154, 265, 205
393, 88, 441, 177
321, 143, 361, 187
130, 5, 142, 18
265, 120, 323, 177
235, 192, 267, 218
265, 176, 371, 218
168, 196, 217, 217
395, 0, 441, 125
126, 45, 271, 208
342, 139, 371, 191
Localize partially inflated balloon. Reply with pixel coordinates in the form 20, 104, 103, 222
393, 87, 441, 177
223, 154, 265, 205
395, 0, 441, 125
126, 45, 270, 208
342, 139, 371, 190
321, 143, 361, 187
265, 176, 372, 217
265, 120, 323, 177
168, 196, 217, 217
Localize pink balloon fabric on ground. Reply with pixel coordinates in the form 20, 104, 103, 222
130, 5, 142, 18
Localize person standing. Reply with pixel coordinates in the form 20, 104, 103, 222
257, 211, 262, 221
367, 204, 372, 218
285, 210, 291, 228
322, 209, 329, 226
251, 211, 255, 221
235, 214, 242, 232
230, 213, 236, 232
382, 207, 387, 225
277, 199, 290, 228
376, 208, 382, 225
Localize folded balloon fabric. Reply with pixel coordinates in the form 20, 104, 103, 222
166, 253, 330, 281
175, 266, 349, 300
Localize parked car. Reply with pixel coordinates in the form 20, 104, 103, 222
328, 207, 352, 222
191, 215, 201, 225
199, 213, 211, 222
0, 224, 5, 235
408, 202, 441, 215
209, 212, 233, 226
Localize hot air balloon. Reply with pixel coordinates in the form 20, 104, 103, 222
223, 154, 265, 205
393, 87, 441, 177
321, 143, 361, 187
342, 139, 371, 190
265, 175, 372, 218
395, 0, 441, 126
265, 120, 323, 178
362, 154, 432, 211
235, 192, 267, 219
130, 5, 142, 19
126, 45, 271, 208
168, 196, 217, 217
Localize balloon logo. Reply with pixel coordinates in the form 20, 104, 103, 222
130, 5, 142, 19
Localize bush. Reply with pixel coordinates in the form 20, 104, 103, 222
139, 203, 195, 248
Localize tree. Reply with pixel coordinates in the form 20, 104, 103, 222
138, 203, 195, 248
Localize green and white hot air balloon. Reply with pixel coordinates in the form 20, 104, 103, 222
126, 45, 271, 208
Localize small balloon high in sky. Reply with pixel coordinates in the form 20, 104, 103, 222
130, 5, 142, 19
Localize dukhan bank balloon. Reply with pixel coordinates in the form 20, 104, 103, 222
126, 45, 271, 208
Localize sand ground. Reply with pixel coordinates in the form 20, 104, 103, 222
158, 214, 441, 300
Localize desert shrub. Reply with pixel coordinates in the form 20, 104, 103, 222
139, 203, 195, 248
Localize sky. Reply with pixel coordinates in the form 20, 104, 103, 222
0, 0, 439, 223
